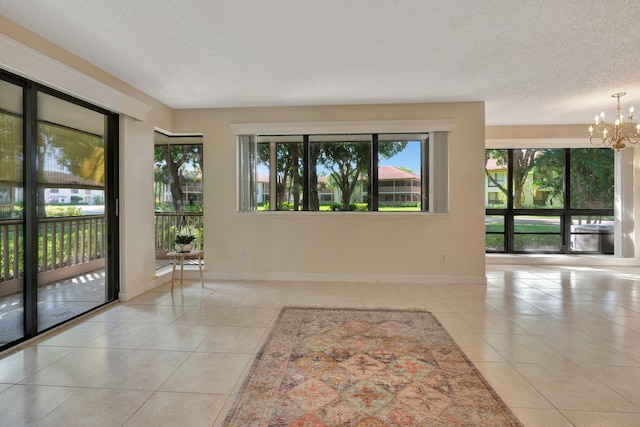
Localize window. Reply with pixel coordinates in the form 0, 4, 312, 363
153, 132, 204, 262
485, 148, 614, 254
487, 172, 504, 187
487, 192, 501, 204
239, 132, 448, 213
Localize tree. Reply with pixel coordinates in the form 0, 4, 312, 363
154, 144, 202, 212
257, 142, 303, 210
485, 149, 538, 208
530, 149, 563, 207
395, 166, 415, 174
319, 140, 407, 210
258, 139, 408, 211
308, 144, 321, 210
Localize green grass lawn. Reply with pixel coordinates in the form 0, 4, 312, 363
257, 206, 421, 212
486, 222, 561, 250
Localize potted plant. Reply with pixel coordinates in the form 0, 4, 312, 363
174, 227, 196, 253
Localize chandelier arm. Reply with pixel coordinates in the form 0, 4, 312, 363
589, 92, 639, 149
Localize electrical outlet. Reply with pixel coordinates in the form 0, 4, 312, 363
440, 253, 447, 263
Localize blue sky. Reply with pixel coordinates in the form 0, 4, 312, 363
378, 140, 421, 175
257, 140, 422, 176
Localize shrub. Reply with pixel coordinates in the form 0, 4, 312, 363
45, 206, 83, 217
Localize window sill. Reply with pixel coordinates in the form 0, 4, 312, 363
236, 210, 450, 218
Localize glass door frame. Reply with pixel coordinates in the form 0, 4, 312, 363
0, 69, 119, 350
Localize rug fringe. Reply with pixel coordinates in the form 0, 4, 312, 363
281, 304, 432, 312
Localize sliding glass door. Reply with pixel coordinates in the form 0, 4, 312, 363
0, 70, 119, 349
0, 78, 25, 345
35, 91, 113, 331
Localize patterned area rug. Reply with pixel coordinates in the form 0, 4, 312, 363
224, 307, 522, 426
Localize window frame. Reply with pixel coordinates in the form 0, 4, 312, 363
237, 128, 450, 213
485, 148, 615, 254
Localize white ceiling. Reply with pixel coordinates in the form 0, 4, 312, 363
2, 0, 640, 126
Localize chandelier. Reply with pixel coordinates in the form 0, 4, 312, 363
589, 92, 640, 150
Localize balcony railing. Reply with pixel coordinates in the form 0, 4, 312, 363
0, 211, 204, 297
0, 215, 106, 297
154, 212, 204, 255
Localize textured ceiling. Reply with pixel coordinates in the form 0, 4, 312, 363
2, 0, 640, 125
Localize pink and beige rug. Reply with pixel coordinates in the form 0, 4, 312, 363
224, 307, 522, 426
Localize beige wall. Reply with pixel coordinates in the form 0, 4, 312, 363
174, 103, 486, 284
0, 18, 174, 299
2, 17, 488, 293
486, 124, 587, 139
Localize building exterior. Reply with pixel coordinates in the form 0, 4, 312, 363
258, 166, 421, 207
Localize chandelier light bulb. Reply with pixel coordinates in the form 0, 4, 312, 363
588, 92, 640, 150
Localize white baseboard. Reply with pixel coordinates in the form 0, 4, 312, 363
486, 254, 640, 267
205, 271, 486, 285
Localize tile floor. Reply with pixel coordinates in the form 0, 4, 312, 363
0, 270, 107, 345
0, 264, 639, 426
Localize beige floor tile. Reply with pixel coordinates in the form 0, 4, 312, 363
0, 346, 74, 383
174, 306, 234, 325
609, 315, 640, 334
86, 304, 143, 323
213, 393, 239, 427
239, 293, 285, 308
538, 333, 640, 369
126, 291, 172, 305
473, 362, 553, 409
221, 307, 279, 327
140, 324, 215, 351
160, 352, 251, 394
596, 335, 640, 361
448, 333, 505, 362
509, 314, 583, 335
36, 321, 119, 347
561, 410, 640, 426
88, 349, 190, 390
481, 333, 570, 364
196, 326, 266, 353
86, 322, 167, 349
322, 288, 363, 307
282, 292, 324, 306
514, 363, 638, 411
200, 292, 247, 307
157, 291, 215, 307
248, 282, 292, 295
393, 292, 453, 312
458, 312, 530, 334
488, 298, 549, 314
124, 391, 228, 427
3, 265, 640, 425
127, 305, 189, 324
586, 366, 640, 407
0, 384, 79, 426
432, 312, 474, 333
511, 408, 573, 427
20, 347, 132, 387
33, 388, 151, 427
